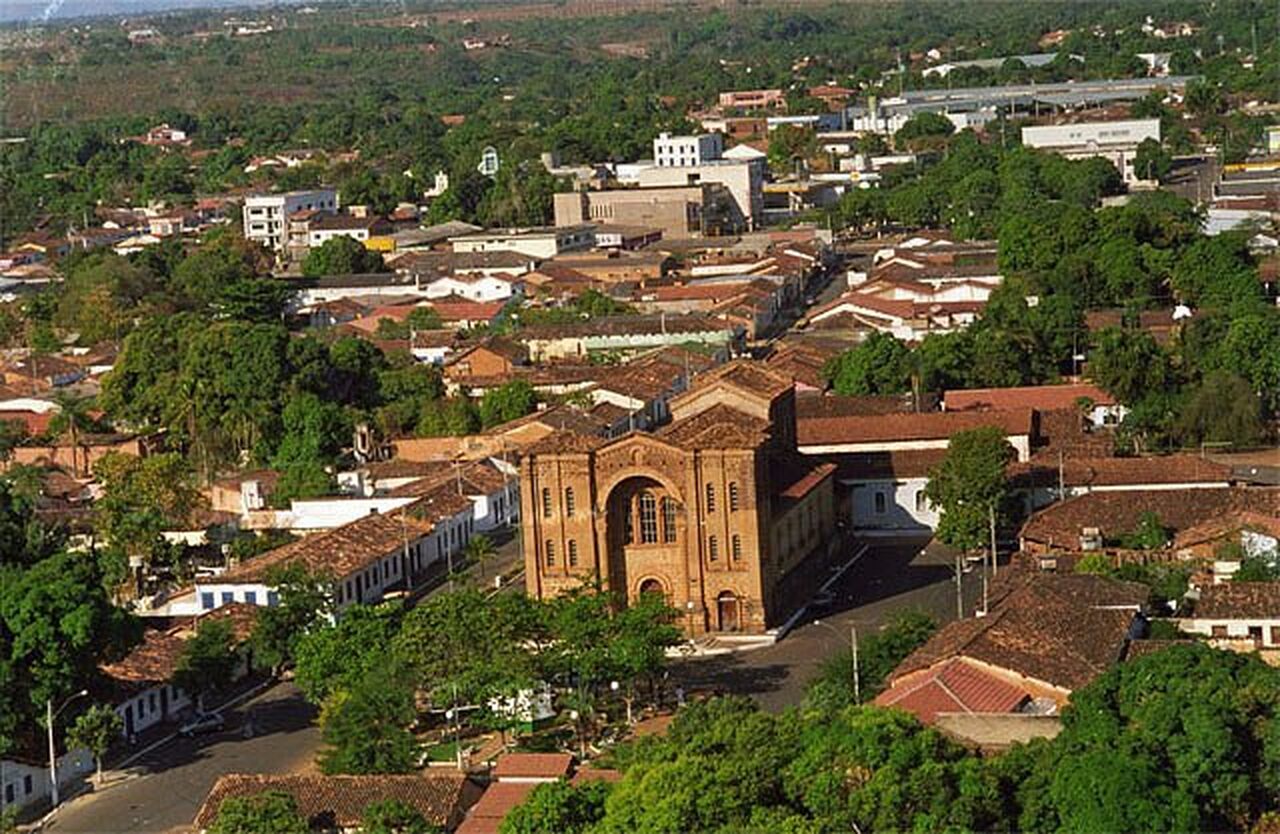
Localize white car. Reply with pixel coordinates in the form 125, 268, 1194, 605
179, 712, 225, 737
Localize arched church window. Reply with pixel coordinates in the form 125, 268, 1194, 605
639, 492, 658, 544
661, 497, 678, 543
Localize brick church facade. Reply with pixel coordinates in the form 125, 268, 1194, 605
520, 362, 837, 635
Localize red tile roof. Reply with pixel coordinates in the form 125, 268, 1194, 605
889, 572, 1145, 693
1020, 487, 1279, 550
875, 657, 1031, 723
1194, 582, 1280, 619
798, 408, 1033, 447
455, 782, 536, 834
945, 383, 1115, 412
491, 753, 574, 780
216, 511, 435, 583
1008, 455, 1234, 490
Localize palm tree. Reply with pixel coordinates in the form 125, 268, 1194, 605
464, 533, 496, 582
48, 391, 96, 477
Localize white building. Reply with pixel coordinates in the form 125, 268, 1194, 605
449, 225, 596, 260
243, 189, 338, 253
194, 510, 438, 614
653, 132, 724, 167
306, 214, 391, 248
1021, 119, 1161, 185
423, 273, 520, 302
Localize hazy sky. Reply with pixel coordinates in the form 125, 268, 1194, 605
0, 0, 306, 24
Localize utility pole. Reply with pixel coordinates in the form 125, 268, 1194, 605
850, 625, 861, 704
1057, 449, 1065, 502
953, 553, 964, 619
989, 504, 999, 578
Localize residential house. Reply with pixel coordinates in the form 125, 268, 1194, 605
456, 754, 618, 834
807, 292, 987, 341
389, 460, 519, 533
876, 572, 1146, 746
394, 250, 536, 282
243, 189, 339, 254
549, 249, 671, 282
718, 89, 787, 110
1008, 455, 1236, 517
423, 272, 521, 302
425, 297, 510, 330
516, 314, 742, 362
306, 214, 394, 249
9, 432, 151, 479
3, 354, 87, 391
1019, 487, 1279, 555
100, 604, 257, 736
0, 395, 61, 436
410, 329, 461, 365
944, 383, 1125, 429
796, 403, 1035, 532
450, 225, 596, 260
193, 510, 437, 613
444, 338, 529, 381
193, 774, 480, 833
1181, 582, 1280, 647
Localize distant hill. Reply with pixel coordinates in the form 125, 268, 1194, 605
0, 0, 309, 24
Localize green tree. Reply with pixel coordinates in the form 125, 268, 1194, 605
479, 381, 537, 429
302, 236, 387, 277
46, 390, 98, 459
1133, 137, 1173, 183
0, 550, 139, 732
416, 398, 480, 437
67, 703, 124, 785
207, 790, 309, 834
822, 333, 912, 396
464, 533, 496, 581
394, 590, 539, 712
360, 799, 439, 834
500, 779, 609, 834
318, 664, 419, 775
924, 426, 1014, 552
294, 603, 402, 705
804, 610, 936, 710
173, 618, 238, 712
893, 112, 954, 150
1175, 371, 1264, 448
93, 452, 200, 593
1232, 558, 1280, 582
1089, 327, 1170, 405
250, 564, 333, 673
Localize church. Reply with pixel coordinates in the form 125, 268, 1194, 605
519, 362, 838, 635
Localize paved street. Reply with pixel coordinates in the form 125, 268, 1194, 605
44, 684, 319, 834
40, 528, 526, 834
671, 536, 986, 711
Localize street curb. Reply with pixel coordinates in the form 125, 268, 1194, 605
35, 678, 280, 828
776, 542, 870, 640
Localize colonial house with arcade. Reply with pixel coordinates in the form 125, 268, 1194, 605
519, 362, 837, 636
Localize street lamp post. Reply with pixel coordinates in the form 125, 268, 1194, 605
813, 621, 860, 704
47, 689, 88, 809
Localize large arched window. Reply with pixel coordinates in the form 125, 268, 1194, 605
661, 497, 678, 543
639, 492, 658, 544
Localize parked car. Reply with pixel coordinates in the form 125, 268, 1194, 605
179, 712, 225, 737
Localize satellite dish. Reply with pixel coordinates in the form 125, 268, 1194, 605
478, 146, 500, 177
